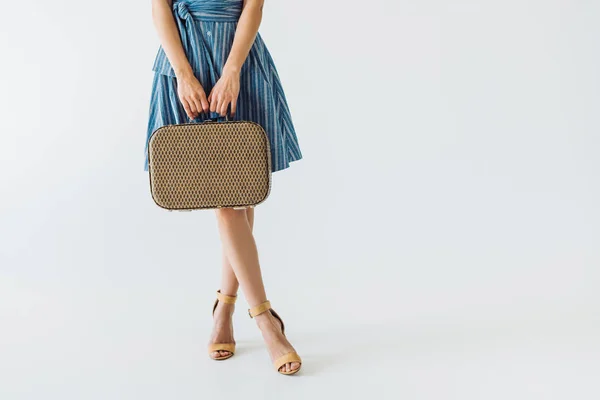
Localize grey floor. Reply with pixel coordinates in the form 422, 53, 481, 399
0, 248, 600, 400
1, 287, 598, 399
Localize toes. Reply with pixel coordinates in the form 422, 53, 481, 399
278, 362, 301, 373
276, 359, 302, 373
280, 362, 300, 373
211, 350, 231, 359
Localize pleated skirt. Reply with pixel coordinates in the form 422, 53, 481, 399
143, 0, 303, 173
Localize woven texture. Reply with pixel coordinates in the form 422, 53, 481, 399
148, 121, 271, 210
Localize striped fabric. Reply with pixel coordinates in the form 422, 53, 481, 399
143, 0, 303, 173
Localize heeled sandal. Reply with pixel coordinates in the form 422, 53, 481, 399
208, 290, 237, 360
248, 300, 302, 375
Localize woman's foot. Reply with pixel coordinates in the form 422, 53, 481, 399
208, 300, 236, 359
254, 311, 301, 374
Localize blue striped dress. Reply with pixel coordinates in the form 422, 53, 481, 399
143, 0, 303, 173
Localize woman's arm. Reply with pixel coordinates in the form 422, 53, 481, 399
209, 0, 265, 116
223, 0, 264, 75
151, 0, 209, 119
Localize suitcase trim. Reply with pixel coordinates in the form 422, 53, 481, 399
147, 120, 272, 211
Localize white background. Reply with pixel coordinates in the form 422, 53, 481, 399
1, 0, 599, 399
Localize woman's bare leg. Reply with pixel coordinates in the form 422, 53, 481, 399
208, 208, 254, 359
214, 207, 300, 373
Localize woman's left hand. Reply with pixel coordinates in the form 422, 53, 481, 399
208, 66, 241, 117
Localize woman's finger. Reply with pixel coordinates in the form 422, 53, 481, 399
219, 98, 229, 116
209, 92, 218, 113
215, 95, 224, 116
188, 97, 199, 117
191, 95, 203, 118
181, 99, 195, 120
198, 91, 210, 113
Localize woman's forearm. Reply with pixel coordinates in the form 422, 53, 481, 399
222, 0, 265, 74
151, 0, 194, 79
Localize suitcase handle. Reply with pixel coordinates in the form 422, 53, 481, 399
197, 111, 231, 122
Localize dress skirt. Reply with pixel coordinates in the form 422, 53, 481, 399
143, 0, 303, 173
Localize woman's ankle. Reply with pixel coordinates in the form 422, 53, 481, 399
254, 311, 279, 330
215, 302, 235, 316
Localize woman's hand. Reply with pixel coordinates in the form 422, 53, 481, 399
208, 66, 241, 117
176, 72, 210, 120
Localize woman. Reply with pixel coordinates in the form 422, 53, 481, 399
142, 0, 304, 375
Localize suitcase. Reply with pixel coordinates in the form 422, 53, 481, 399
147, 119, 272, 211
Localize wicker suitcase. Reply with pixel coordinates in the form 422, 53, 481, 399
147, 119, 272, 211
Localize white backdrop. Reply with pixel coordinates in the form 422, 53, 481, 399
1, 1, 598, 399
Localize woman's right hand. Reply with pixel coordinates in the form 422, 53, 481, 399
176, 72, 210, 120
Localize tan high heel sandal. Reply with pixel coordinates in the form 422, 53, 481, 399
208, 290, 237, 361
248, 300, 302, 375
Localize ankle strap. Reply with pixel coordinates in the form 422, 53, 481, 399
216, 290, 237, 304
248, 300, 271, 318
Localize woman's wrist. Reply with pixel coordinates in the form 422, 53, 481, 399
174, 64, 195, 81
222, 64, 241, 76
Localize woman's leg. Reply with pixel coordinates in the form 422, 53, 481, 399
208, 208, 254, 358
214, 207, 300, 373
